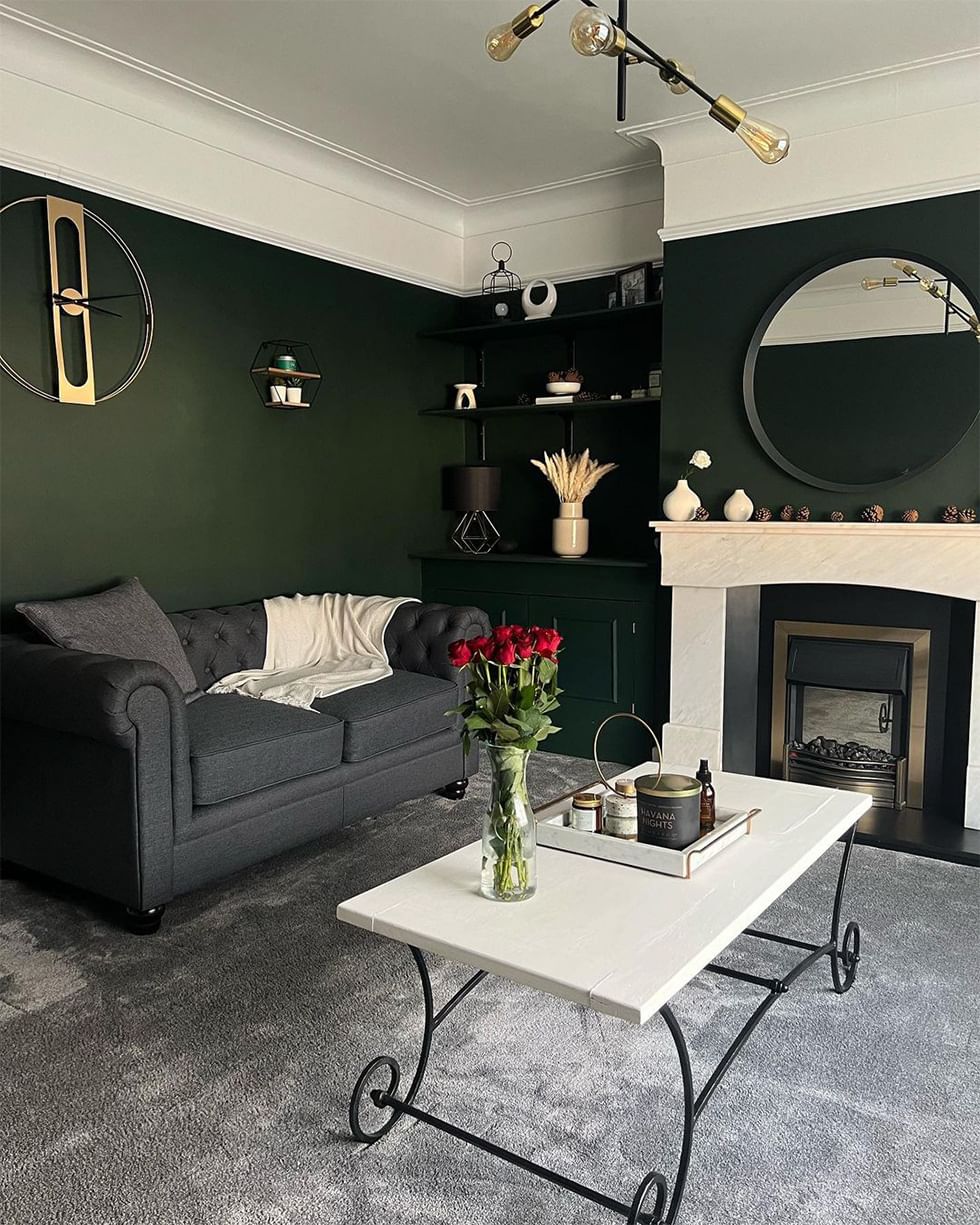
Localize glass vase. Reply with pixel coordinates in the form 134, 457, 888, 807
481, 744, 536, 902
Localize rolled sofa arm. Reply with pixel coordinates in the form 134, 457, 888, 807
0, 636, 192, 910
385, 602, 492, 683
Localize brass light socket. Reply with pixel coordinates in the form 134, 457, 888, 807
709, 94, 746, 132
604, 25, 628, 55
513, 4, 544, 39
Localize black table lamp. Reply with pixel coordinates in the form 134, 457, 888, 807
444, 465, 501, 554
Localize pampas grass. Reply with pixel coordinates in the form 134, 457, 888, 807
530, 449, 618, 503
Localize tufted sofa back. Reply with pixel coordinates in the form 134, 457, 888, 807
168, 603, 266, 692
167, 599, 488, 692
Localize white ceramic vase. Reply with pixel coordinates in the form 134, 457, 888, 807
454, 383, 477, 410
723, 488, 754, 522
285, 385, 303, 404
552, 502, 588, 557
662, 479, 701, 522
522, 278, 558, 320
268, 382, 287, 404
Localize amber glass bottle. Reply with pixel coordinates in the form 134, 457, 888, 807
696, 759, 716, 835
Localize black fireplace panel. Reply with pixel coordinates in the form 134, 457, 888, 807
785, 637, 909, 693
753, 584, 975, 821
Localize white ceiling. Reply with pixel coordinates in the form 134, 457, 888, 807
8, 0, 980, 200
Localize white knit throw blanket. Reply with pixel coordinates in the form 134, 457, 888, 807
208, 593, 417, 710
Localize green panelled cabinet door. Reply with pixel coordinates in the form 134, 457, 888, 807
528, 596, 647, 764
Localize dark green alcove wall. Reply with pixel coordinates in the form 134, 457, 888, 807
661, 191, 980, 518
0, 168, 464, 620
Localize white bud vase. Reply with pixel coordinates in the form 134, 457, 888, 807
552, 501, 588, 557
662, 479, 701, 522
723, 488, 754, 522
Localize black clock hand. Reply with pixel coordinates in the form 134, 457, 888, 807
73, 293, 141, 304
51, 293, 122, 318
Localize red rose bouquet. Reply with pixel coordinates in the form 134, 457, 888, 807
447, 624, 563, 901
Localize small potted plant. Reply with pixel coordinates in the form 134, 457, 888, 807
285, 375, 304, 405
448, 626, 563, 902
531, 448, 618, 557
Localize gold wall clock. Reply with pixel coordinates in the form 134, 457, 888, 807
0, 194, 153, 404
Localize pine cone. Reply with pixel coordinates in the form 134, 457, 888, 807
547, 371, 562, 383
564, 368, 583, 383
795, 506, 811, 522
901, 509, 919, 523
694, 506, 710, 521
941, 505, 959, 523
959, 508, 977, 523
861, 504, 885, 523
779, 505, 794, 521
830, 511, 845, 522
752, 507, 772, 522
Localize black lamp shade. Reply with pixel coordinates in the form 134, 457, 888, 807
443, 465, 501, 512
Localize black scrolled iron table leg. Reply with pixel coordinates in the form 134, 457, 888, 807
626, 1005, 694, 1225
349, 945, 435, 1143
829, 824, 862, 994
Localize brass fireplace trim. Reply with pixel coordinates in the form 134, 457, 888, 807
771, 620, 930, 809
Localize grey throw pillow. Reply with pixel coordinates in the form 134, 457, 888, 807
17, 578, 202, 701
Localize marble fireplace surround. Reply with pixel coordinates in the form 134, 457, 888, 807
649, 522, 980, 828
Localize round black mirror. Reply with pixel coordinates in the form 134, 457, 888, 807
743, 253, 980, 492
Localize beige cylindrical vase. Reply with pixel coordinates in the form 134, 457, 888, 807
552, 502, 589, 558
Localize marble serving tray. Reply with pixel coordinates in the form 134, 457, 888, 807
534, 785, 755, 879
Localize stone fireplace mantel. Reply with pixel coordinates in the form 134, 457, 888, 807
649, 521, 980, 826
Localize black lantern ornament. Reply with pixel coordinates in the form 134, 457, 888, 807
481, 242, 522, 322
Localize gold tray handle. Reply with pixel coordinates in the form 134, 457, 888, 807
592, 712, 664, 793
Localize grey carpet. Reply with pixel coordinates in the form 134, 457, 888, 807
1, 752, 978, 1225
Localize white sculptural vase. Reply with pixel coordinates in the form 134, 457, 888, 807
662, 479, 701, 522
454, 383, 477, 410
723, 488, 754, 522
522, 279, 558, 320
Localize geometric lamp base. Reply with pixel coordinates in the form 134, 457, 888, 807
451, 511, 500, 555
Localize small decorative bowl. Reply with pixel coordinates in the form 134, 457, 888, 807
545, 381, 582, 395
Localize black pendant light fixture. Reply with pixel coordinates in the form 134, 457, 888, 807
486, 0, 790, 164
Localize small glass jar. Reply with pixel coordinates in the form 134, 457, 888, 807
570, 791, 602, 833
603, 779, 638, 839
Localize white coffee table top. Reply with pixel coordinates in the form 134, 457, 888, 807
337, 768, 871, 1025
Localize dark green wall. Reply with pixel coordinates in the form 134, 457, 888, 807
0, 167, 464, 619
661, 191, 980, 517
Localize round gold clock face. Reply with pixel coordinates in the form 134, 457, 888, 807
0, 194, 153, 404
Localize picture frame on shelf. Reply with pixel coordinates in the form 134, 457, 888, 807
617, 263, 663, 307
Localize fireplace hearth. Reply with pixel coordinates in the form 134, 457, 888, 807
784, 739, 907, 809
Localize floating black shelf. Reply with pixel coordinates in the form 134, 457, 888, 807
420, 395, 659, 458
421, 302, 661, 345
419, 396, 659, 421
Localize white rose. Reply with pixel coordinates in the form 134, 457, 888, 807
689, 450, 711, 470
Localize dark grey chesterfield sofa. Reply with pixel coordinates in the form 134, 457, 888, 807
1, 599, 490, 932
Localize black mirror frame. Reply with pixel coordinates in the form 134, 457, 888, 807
742, 248, 980, 493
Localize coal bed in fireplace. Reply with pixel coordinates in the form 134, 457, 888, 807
771, 622, 929, 810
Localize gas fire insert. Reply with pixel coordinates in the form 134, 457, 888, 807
771, 622, 930, 810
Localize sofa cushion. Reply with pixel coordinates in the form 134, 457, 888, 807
313, 669, 457, 762
187, 694, 343, 806
16, 577, 201, 701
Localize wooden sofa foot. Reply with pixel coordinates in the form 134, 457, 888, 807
123, 905, 166, 935
435, 778, 469, 801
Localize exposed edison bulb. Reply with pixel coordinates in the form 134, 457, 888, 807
893, 260, 917, 277
569, 6, 626, 57
861, 278, 883, 291
486, 5, 542, 62
734, 114, 790, 164
709, 96, 789, 164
